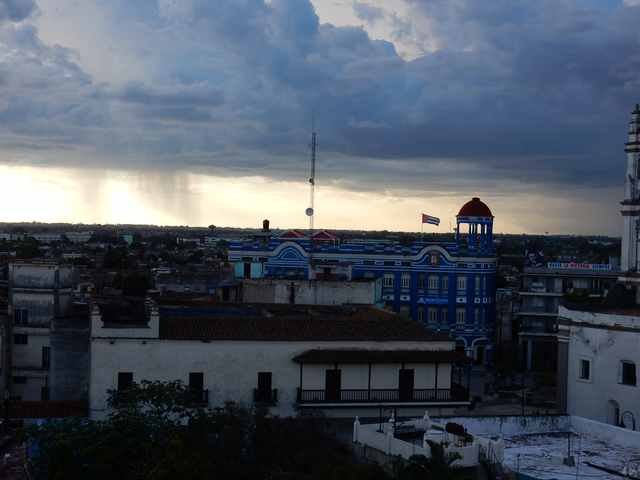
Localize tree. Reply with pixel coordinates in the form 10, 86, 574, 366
24, 381, 390, 480
392, 443, 461, 480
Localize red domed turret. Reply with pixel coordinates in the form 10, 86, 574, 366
457, 197, 493, 218
455, 197, 494, 253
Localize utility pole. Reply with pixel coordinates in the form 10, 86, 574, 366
521, 372, 526, 416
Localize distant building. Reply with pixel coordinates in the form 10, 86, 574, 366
228, 197, 498, 364
89, 301, 471, 419
558, 305, 639, 429
241, 278, 382, 306
5, 262, 77, 400
64, 231, 94, 244
155, 270, 240, 302
495, 287, 516, 345
517, 263, 618, 371
30, 233, 63, 244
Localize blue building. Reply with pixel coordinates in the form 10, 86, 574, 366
228, 197, 497, 363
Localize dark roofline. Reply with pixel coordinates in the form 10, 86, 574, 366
159, 316, 450, 342
292, 349, 470, 364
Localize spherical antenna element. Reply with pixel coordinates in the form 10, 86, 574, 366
305, 207, 314, 217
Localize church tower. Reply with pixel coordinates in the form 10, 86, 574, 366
621, 104, 640, 272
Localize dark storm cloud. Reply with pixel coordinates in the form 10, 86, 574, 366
0, 0, 639, 194
0, 0, 36, 22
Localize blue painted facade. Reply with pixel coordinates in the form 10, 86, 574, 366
228, 199, 497, 362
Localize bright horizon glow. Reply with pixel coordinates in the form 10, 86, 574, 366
0, 164, 623, 236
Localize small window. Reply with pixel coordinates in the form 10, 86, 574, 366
13, 334, 28, 345
441, 308, 448, 324
428, 275, 439, 290
417, 307, 424, 322
41, 386, 50, 401
620, 361, 637, 386
189, 372, 204, 392
428, 308, 438, 326
383, 273, 394, 288
475, 275, 481, 292
418, 274, 425, 289
430, 253, 439, 265
442, 276, 449, 292
14, 308, 28, 325
401, 273, 410, 289
456, 308, 465, 327
579, 359, 591, 380
12, 376, 27, 385
474, 308, 480, 324
117, 372, 133, 391
457, 276, 467, 292
258, 372, 272, 394
42, 346, 50, 369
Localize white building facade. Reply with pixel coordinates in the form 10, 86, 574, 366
89, 304, 471, 419
559, 306, 639, 429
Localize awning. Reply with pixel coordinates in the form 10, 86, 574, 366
292, 349, 471, 364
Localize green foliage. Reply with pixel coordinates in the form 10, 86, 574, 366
103, 246, 131, 269
15, 238, 41, 259
24, 381, 390, 480
392, 443, 461, 480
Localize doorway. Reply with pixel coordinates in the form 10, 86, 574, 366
399, 369, 415, 401
608, 399, 620, 426
325, 369, 341, 402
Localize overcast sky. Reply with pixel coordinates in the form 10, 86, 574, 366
0, 0, 638, 234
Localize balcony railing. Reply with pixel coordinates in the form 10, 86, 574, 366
297, 384, 468, 404
253, 388, 278, 405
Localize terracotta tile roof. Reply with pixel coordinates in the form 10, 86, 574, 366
292, 349, 471, 364
160, 315, 449, 342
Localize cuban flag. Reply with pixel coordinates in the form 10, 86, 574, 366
421, 213, 440, 226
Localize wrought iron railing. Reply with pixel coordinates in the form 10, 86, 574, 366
297, 385, 468, 403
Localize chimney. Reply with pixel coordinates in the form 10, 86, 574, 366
262, 219, 270, 232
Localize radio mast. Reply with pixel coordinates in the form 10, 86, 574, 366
305, 117, 317, 232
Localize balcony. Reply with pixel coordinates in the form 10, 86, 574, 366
517, 305, 557, 316
253, 388, 278, 406
296, 384, 468, 404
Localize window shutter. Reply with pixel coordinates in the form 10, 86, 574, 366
618, 362, 623, 384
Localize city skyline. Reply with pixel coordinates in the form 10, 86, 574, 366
0, 0, 638, 235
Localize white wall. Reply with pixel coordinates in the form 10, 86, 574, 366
12, 327, 49, 369
438, 415, 571, 437
90, 338, 456, 419
9, 263, 74, 289
562, 309, 640, 426
242, 279, 379, 305
11, 375, 46, 401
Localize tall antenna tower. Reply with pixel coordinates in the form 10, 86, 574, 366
305, 117, 317, 232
